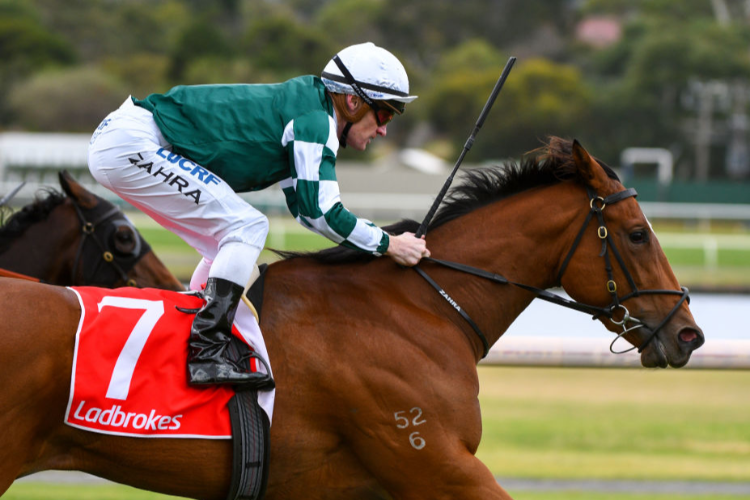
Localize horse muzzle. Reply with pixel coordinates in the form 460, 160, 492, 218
638, 324, 705, 369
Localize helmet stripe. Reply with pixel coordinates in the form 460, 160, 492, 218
322, 66, 410, 99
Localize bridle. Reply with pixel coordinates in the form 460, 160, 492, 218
69, 197, 152, 287
0, 195, 152, 286
413, 186, 690, 359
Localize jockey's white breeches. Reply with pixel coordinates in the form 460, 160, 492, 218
88, 97, 268, 290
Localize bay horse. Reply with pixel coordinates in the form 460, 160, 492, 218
0, 171, 183, 290
0, 138, 703, 499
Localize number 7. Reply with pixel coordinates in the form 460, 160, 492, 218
98, 297, 165, 400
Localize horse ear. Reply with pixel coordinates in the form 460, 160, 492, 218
59, 170, 99, 209
571, 139, 608, 192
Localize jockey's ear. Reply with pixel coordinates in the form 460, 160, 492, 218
346, 94, 363, 113
571, 139, 610, 193
59, 170, 99, 209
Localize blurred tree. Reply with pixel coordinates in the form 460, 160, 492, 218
376, 0, 573, 69
101, 54, 172, 97
168, 18, 236, 81
0, 16, 76, 70
426, 51, 591, 160
0, 1, 76, 127
486, 58, 592, 159
582, 0, 714, 19
424, 40, 507, 136
242, 15, 336, 79
181, 58, 279, 85
9, 66, 126, 132
29, 0, 190, 62
581, 10, 750, 178
314, 0, 385, 48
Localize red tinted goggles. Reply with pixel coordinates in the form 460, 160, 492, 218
372, 100, 403, 126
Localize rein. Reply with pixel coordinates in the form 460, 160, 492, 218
414, 187, 690, 359
0, 268, 42, 282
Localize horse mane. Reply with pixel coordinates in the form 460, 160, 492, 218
0, 189, 67, 253
276, 136, 619, 265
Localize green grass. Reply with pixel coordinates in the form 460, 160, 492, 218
4, 483, 188, 499
7, 367, 748, 498
476, 367, 750, 482
510, 494, 749, 500
6, 483, 749, 500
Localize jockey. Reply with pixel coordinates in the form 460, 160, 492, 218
87, 42, 430, 388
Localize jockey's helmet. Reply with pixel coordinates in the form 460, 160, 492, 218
321, 42, 417, 126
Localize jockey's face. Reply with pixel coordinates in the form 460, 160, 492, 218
346, 105, 387, 151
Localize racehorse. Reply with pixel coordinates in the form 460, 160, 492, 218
0, 171, 183, 290
0, 138, 703, 499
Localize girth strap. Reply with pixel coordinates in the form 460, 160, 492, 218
0, 268, 43, 282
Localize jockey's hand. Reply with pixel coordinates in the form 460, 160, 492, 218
385, 232, 430, 267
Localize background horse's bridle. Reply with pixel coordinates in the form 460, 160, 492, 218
69, 198, 152, 287
414, 186, 690, 358
0, 196, 152, 287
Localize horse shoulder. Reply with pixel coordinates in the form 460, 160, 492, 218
260, 261, 485, 474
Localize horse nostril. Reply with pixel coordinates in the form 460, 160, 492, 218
679, 328, 701, 345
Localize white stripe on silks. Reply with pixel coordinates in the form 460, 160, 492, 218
346, 218, 385, 254
279, 177, 294, 189
294, 141, 324, 182
280, 120, 295, 147
299, 215, 346, 244
318, 179, 341, 214
326, 116, 340, 154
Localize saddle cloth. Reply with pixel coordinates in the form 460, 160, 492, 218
64, 286, 275, 438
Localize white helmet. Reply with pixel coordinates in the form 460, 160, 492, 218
321, 42, 418, 107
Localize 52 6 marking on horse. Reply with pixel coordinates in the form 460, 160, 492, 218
394, 407, 427, 450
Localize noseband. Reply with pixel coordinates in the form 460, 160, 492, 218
70, 198, 152, 287
414, 186, 690, 358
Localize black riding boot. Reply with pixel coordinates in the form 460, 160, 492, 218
187, 277, 263, 387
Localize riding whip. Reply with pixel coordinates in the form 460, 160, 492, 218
416, 56, 516, 238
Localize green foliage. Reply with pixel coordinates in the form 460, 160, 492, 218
9, 67, 126, 132
427, 56, 591, 159
168, 19, 235, 81
315, 0, 385, 47
3, 0, 750, 180
242, 15, 336, 78
0, 18, 76, 69
101, 54, 172, 98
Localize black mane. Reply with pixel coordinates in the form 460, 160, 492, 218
276, 137, 618, 265
0, 189, 67, 252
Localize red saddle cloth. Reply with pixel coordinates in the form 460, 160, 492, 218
65, 286, 257, 439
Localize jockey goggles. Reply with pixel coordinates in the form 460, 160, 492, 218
325, 55, 405, 126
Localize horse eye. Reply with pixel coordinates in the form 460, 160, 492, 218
629, 230, 649, 244
113, 227, 137, 254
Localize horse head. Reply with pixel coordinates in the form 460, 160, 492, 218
551, 138, 704, 368
56, 171, 184, 290
0, 171, 183, 290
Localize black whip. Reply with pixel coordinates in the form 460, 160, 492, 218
416, 56, 516, 238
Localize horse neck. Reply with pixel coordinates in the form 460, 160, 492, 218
423, 182, 585, 355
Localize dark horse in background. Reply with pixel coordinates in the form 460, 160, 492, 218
0, 171, 183, 290
0, 138, 703, 499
